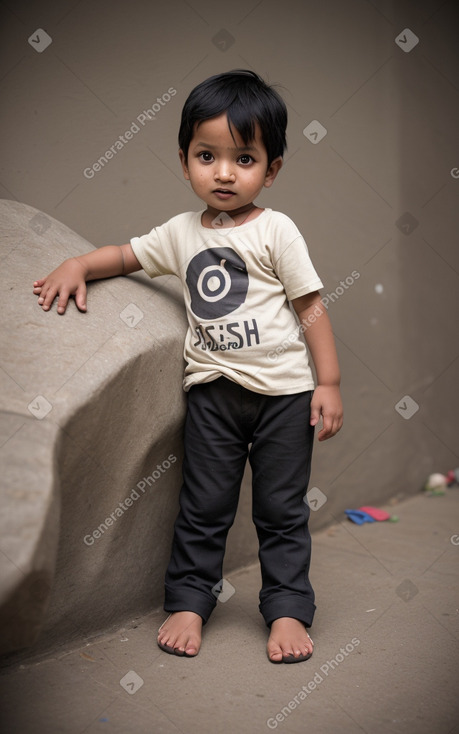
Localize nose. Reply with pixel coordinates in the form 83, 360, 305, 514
214, 160, 235, 183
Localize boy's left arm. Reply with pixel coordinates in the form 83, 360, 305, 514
292, 291, 343, 441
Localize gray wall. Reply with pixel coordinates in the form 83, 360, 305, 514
1, 0, 458, 543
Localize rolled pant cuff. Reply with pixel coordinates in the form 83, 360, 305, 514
164, 589, 216, 625
261, 596, 316, 629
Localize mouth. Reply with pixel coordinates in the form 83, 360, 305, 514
213, 188, 235, 198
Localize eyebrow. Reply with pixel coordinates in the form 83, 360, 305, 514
193, 141, 257, 152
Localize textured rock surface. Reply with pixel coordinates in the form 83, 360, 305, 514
0, 199, 192, 656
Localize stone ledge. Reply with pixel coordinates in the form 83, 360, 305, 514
0, 199, 189, 657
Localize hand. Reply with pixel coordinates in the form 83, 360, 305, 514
33, 258, 88, 315
310, 385, 343, 441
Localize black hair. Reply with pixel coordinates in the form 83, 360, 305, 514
178, 69, 287, 166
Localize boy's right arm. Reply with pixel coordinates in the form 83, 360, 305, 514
33, 243, 142, 314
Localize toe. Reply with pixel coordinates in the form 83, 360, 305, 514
157, 613, 202, 657
157, 628, 171, 645
305, 633, 314, 654
176, 637, 193, 655
268, 618, 315, 663
267, 640, 285, 663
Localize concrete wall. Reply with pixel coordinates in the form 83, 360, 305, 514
1, 0, 458, 657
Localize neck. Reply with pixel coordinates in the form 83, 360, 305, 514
204, 203, 259, 226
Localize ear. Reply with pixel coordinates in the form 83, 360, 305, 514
264, 156, 283, 188
179, 149, 190, 180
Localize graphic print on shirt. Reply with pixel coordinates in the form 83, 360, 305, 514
186, 247, 249, 318
186, 247, 259, 352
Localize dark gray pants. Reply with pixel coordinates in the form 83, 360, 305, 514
164, 377, 316, 628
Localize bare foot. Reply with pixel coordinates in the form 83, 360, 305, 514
157, 611, 203, 657
267, 617, 314, 663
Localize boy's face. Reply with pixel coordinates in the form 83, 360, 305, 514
179, 114, 282, 217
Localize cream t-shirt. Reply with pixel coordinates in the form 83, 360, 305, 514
130, 208, 323, 395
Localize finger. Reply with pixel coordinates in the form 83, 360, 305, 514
331, 413, 343, 436
41, 286, 58, 311
37, 285, 48, 306
318, 414, 334, 441
319, 415, 343, 441
56, 288, 71, 315
74, 283, 87, 312
309, 401, 321, 427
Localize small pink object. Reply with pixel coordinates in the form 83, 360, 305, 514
358, 506, 391, 521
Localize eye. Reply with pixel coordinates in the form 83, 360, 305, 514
198, 151, 214, 162
238, 154, 254, 165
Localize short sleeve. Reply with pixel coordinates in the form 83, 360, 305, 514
130, 226, 175, 278
129, 212, 195, 278
273, 234, 323, 301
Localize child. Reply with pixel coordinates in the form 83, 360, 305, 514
33, 70, 343, 664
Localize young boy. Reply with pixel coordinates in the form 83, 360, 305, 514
33, 70, 343, 664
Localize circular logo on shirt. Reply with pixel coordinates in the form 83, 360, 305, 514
186, 247, 249, 319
